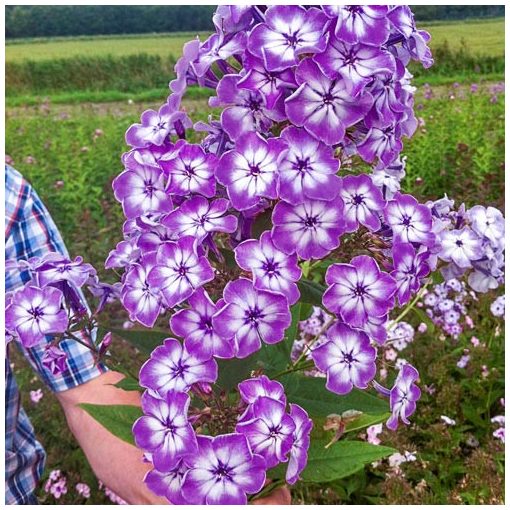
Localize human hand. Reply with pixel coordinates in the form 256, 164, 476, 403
252, 485, 291, 505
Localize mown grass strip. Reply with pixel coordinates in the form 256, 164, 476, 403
5, 86, 214, 107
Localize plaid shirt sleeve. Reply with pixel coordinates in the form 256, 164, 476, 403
5, 165, 107, 392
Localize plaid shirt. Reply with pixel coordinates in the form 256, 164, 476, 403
5, 166, 107, 504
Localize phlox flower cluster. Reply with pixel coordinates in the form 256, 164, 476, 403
8, 5, 504, 504
5, 253, 109, 374
421, 278, 477, 339
426, 196, 505, 294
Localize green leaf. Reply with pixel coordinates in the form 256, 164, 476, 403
281, 374, 388, 417
216, 355, 258, 392
79, 404, 142, 446
297, 279, 327, 305
112, 376, 141, 392
411, 306, 435, 334
107, 327, 168, 355
269, 439, 395, 482
217, 247, 237, 268
299, 302, 313, 320
252, 209, 273, 238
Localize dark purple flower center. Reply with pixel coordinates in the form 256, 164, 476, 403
284, 32, 300, 48
177, 264, 189, 277
164, 419, 177, 434
171, 360, 189, 378
401, 214, 412, 227
249, 164, 261, 176
144, 179, 155, 196
183, 164, 196, 177
246, 306, 263, 323
213, 461, 233, 480
201, 317, 213, 332
341, 49, 359, 67
455, 239, 464, 247
304, 215, 319, 228
268, 424, 282, 438
342, 351, 356, 364
262, 259, 279, 275
352, 194, 365, 205
154, 121, 166, 132
295, 158, 311, 173
353, 283, 367, 297
247, 97, 261, 111
29, 306, 44, 319
322, 91, 335, 105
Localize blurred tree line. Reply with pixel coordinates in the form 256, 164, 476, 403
6, 5, 505, 39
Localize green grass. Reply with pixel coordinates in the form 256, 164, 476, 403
5, 31, 210, 63
5, 19, 504, 64
5, 19, 504, 103
419, 19, 504, 56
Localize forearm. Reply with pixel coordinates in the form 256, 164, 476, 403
56, 371, 168, 504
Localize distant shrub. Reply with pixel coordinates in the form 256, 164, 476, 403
5, 53, 176, 96
410, 40, 504, 79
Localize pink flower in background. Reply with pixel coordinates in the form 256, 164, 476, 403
75, 483, 91, 499
366, 424, 383, 445
29, 388, 43, 404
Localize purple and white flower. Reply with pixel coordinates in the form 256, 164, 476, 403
247, 6, 328, 71
210, 74, 283, 141
278, 126, 342, 205
238, 53, 296, 110
105, 239, 141, 269
170, 288, 235, 360
144, 460, 189, 505
125, 97, 191, 148
391, 243, 430, 306
323, 255, 396, 328
236, 396, 296, 468
212, 278, 291, 359
311, 322, 377, 395
216, 132, 287, 211
238, 375, 286, 406
113, 161, 172, 219
35, 254, 95, 289
139, 338, 218, 396
384, 192, 435, 246
323, 5, 390, 46
6, 285, 68, 347
163, 196, 237, 242
314, 37, 395, 96
148, 236, 215, 309
285, 58, 373, 146
339, 174, 386, 232
159, 141, 217, 198
286, 404, 313, 485
357, 123, 404, 167
181, 434, 266, 505
42, 345, 68, 375
386, 363, 421, 430
234, 231, 302, 305
121, 253, 162, 328
133, 391, 197, 472
468, 205, 505, 249
271, 197, 345, 260
439, 228, 484, 268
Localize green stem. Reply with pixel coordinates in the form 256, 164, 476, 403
291, 316, 335, 369
387, 277, 432, 330
273, 360, 315, 380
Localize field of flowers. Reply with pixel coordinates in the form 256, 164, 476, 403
5, 10, 505, 506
